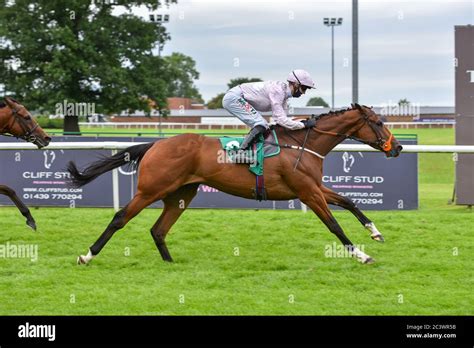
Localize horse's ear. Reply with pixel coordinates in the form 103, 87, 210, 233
354, 103, 362, 110
4, 96, 15, 108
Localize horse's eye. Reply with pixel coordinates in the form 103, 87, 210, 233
24, 115, 31, 120
376, 120, 383, 127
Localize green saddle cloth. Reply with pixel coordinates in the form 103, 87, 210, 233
219, 130, 280, 176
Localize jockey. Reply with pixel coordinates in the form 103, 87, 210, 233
222, 69, 317, 153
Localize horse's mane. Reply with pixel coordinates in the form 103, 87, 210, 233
0, 97, 20, 108
310, 104, 374, 120
272, 105, 368, 132
318, 105, 358, 118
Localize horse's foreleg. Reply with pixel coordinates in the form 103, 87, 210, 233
300, 186, 374, 264
150, 184, 199, 262
321, 185, 384, 242
77, 192, 156, 265
0, 184, 36, 231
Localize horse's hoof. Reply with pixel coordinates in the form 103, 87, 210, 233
77, 256, 87, 265
364, 257, 375, 264
26, 219, 37, 231
371, 234, 385, 243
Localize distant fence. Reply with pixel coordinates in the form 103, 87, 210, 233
79, 122, 246, 130
78, 121, 456, 130
384, 122, 455, 129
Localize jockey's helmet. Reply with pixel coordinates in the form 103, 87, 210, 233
287, 69, 316, 89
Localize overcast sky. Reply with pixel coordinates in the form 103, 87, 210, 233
125, 0, 473, 107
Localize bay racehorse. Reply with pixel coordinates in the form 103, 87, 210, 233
0, 97, 51, 230
68, 103, 402, 265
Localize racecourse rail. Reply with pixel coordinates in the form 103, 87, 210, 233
1, 141, 473, 212
0, 142, 472, 153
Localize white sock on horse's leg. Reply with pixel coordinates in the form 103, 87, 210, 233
348, 246, 373, 264
77, 249, 95, 265
365, 222, 384, 241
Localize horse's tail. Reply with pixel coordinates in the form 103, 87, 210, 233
67, 142, 155, 188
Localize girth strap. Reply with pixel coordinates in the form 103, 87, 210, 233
253, 175, 267, 201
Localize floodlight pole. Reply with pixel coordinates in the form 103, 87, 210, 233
331, 25, 335, 110
149, 10, 172, 135
352, 0, 358, 104
324, 17, 342, 110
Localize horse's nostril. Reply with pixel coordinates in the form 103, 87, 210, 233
397, 145, 403, 152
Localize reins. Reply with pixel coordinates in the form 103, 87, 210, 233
293, 127, 311, 171
266, 125, 326, 162
265, 107, 393, 166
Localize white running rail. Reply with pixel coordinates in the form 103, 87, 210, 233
1, 142, 472, 212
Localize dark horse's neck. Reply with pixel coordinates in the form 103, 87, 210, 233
276, 109, 364, 158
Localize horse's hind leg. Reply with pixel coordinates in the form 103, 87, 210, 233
321, 185, 384, 242
150, 184, 199, 262
77, 192, 157, 265
0, 184, 36, 231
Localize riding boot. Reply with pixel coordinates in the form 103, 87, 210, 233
240, 125, 266, 150
232, 125, 266, 164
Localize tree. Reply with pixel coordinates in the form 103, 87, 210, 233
206, 93, 225, 109
206, 77, 262, 109
306, 97, 329, 107
0, 1, 200, 130
398, 98, 410, 106
163, 52, 202, 102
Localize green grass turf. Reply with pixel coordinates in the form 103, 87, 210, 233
0, 128, 472, 315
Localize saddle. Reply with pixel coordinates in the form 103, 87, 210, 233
219, 129, 280, 201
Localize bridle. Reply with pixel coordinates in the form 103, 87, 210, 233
310, 108, 393, 152
277, 107, 394, 169
1, 105, 39, 143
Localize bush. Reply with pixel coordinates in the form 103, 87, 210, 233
34, 115, 64, 129
35, 115, 90, 129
